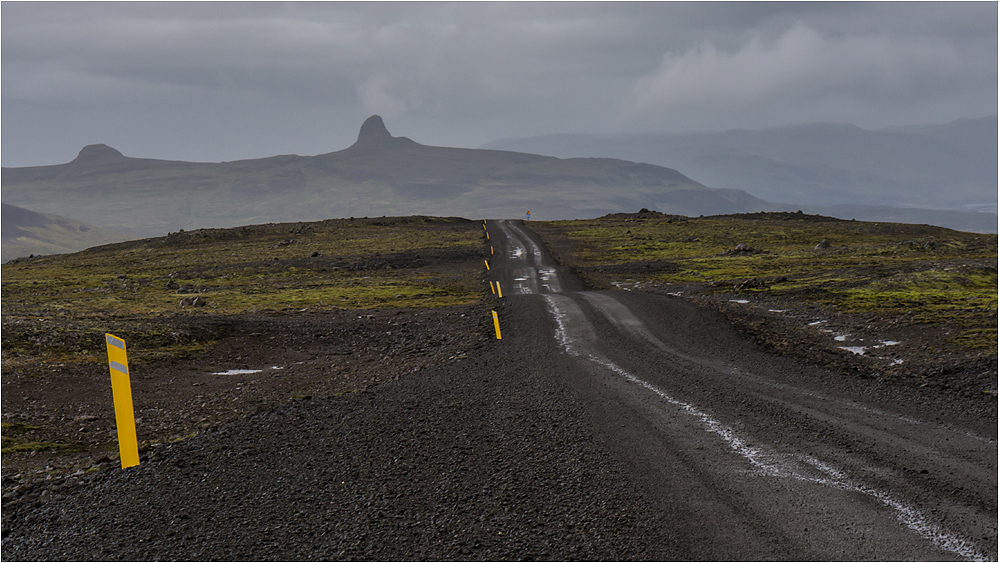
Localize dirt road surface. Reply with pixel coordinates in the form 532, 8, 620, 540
3, 220, 995, 560
490, 219, 996, 560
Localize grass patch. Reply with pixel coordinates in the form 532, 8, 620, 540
1, 422, 86, 455
534, 212, 997, 351
2, 216, 485, 367
2, 216, 483, 316
1, 437, 86, 454
953, 328, 999, 349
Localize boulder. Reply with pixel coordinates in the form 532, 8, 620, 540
179, 296, 207, 307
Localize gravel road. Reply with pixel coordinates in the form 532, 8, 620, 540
2, 219, 995, 561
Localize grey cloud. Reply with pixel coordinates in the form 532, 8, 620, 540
2, 2, 995, 166
619, 20, 992, 132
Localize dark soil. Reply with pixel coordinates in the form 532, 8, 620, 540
2, 306, 491, 479
647, 283, 998, 407
2, 214, 995, 560
2, 300, 681, 561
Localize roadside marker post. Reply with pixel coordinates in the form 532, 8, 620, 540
491, 246, 494, 255
496, 282, 503, 298
491, 310, 502, 340
484, 259, 490, 271
490, 281, 496, 294
104, 334, 140, 469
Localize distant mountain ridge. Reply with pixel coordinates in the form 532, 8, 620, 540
1, 116, 774, 239
2, 203, 126, 262
4, 116, 995, 240
482, 117, 998, 215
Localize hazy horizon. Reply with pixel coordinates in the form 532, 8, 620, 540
5, 113, 999, 169
3, 2, 996, 168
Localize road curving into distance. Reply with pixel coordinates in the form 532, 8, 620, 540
485, 219, 997, 561
3, 219, 995, 560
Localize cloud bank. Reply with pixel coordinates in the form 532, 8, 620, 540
2, 2, 995, 166
621, 21, 990, 131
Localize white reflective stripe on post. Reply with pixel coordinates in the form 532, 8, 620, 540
105, 333, 139, 469
491, 310, 502, 340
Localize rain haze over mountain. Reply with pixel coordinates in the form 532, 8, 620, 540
2, 2, 995, 168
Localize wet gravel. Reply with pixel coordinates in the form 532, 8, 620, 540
2, 301, 675, 561
5, 214, 994, 560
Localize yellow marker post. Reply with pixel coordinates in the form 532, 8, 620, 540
491, 310, 502, 340
490, 246, 494, 255
104, 334, 140, 468
496, 282, 503, 298
490, 281, 496, 294
484, 259, 490, 271
486, 231, 490, 240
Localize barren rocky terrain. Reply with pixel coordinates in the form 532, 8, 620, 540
2, 214, 995, 560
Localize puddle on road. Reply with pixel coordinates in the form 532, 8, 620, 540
837, 339, 902, 358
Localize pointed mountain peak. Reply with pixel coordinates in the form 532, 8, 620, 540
357, 115, 392, 143
72, 144, 125, 164
348, 115, 417, 151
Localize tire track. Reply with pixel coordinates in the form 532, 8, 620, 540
485, 218, 996, 561
544, 291, 989, 562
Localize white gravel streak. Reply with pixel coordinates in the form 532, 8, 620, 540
212, 369, 263, 375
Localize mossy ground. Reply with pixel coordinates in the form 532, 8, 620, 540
2, 216, 486, 371
1, 422, 85, 455
532, 211, 997, 353
3, 216, 491, 477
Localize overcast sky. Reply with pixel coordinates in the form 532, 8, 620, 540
2, 2, 996, 167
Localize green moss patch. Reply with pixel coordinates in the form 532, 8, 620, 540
1, 422, 86, 455
2, 216, 485, 367
1, 437, 86, 454
534, 212, 997, 352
